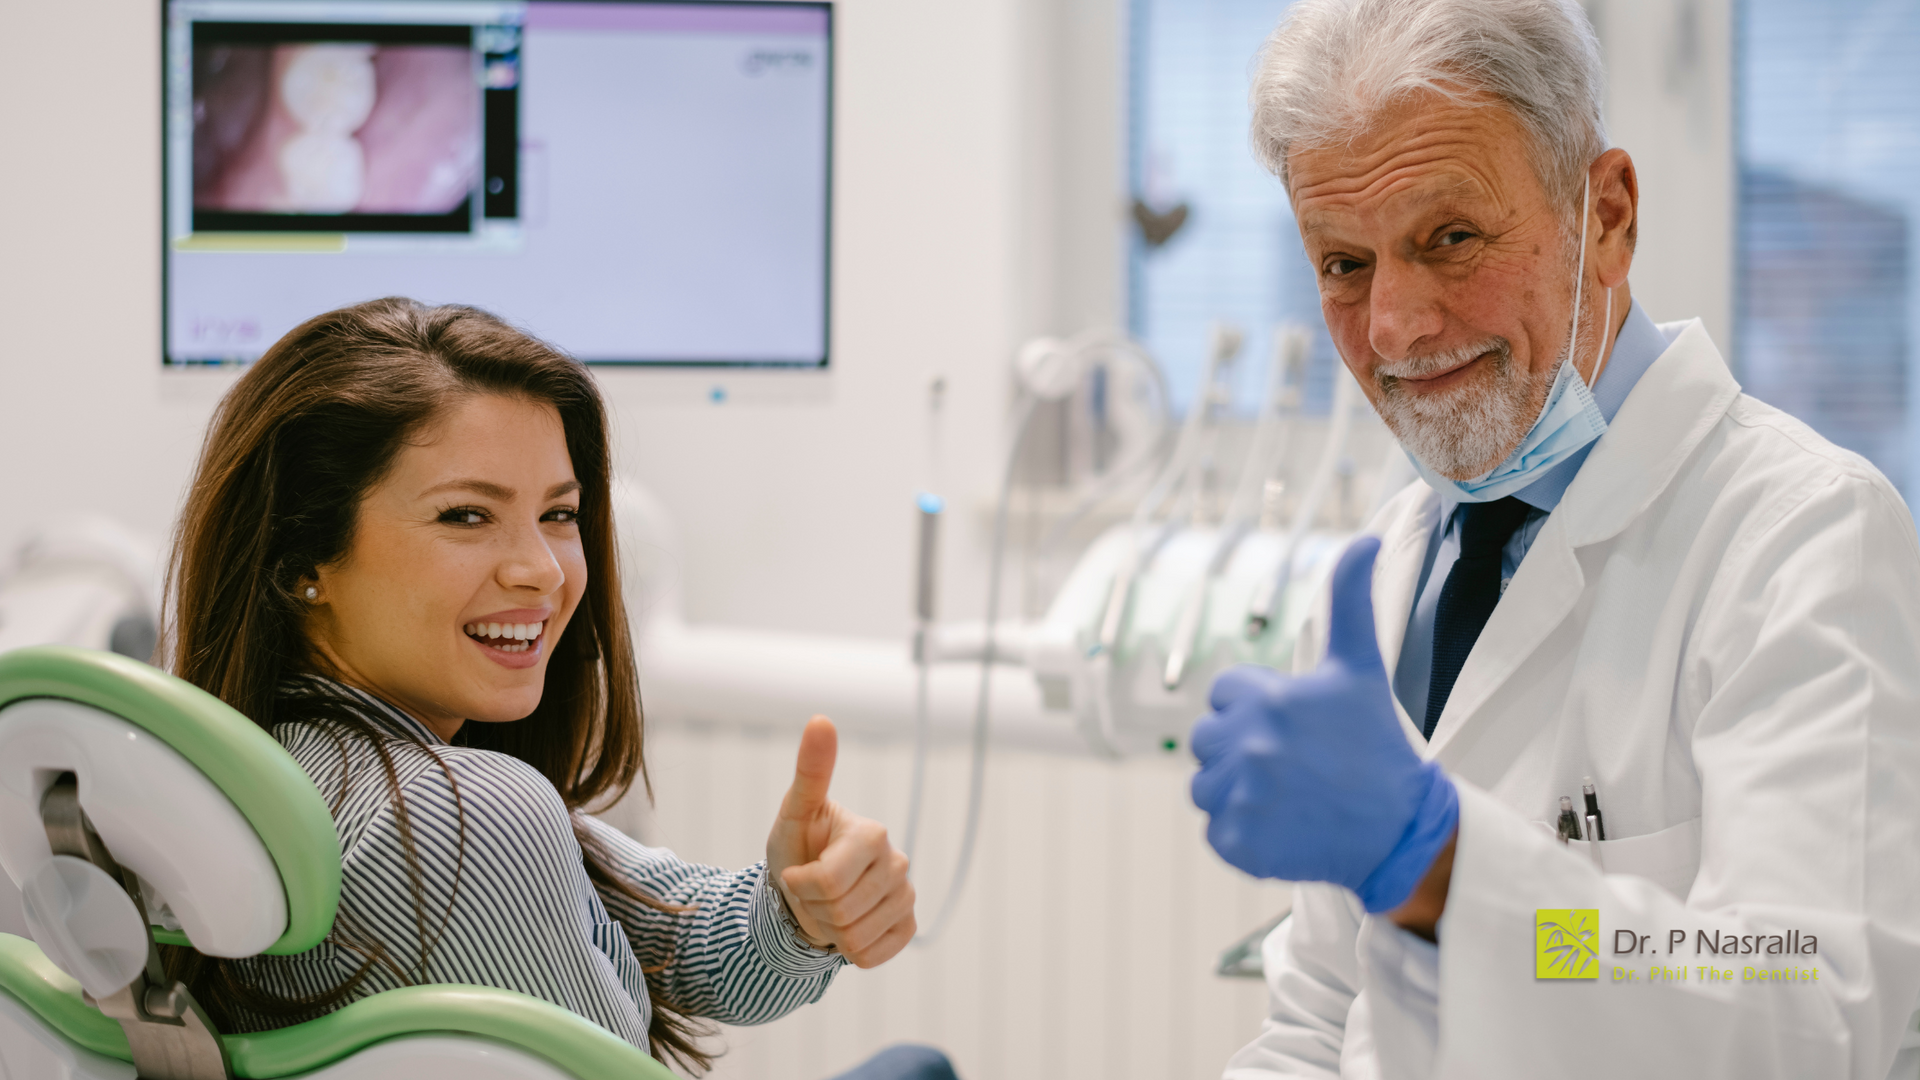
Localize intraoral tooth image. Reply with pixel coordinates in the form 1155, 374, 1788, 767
274, 45, 376, 211
192, 38, 479, 217
278, 44, 377, 134
277, 129, 367, 212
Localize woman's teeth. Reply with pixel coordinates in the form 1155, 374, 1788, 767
465, 620, 545, 654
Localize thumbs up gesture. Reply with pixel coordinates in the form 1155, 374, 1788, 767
1189, 536, 1459, 913
765, 716, 916, 967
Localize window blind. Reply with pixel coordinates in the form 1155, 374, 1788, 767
1738, 0, 1920, 496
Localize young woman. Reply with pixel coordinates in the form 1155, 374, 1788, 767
162, 297, 920, 1073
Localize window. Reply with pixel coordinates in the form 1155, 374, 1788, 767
1127, 0, 1341, 417
1737, 0, 1920, 497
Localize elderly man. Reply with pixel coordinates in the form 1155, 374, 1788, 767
1187, 0, 1920, 1076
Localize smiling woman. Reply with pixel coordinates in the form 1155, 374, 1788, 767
159, 298, 921, 1074
297, 391, 592, 738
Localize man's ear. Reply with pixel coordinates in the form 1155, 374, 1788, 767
1594, 148, 1638, 289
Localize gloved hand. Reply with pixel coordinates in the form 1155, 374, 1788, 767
1190, 535, 1459, 913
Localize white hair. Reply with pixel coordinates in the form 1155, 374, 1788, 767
1250, 0, 1608, 214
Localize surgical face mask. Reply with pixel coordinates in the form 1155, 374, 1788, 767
1400, 174, 1613, 504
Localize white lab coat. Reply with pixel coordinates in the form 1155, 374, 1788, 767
1225, 320, 1920, 1079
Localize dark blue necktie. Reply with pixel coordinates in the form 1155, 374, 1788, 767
1424, 496, 1532, 739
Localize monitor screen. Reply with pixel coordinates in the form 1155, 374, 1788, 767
163, 0, 832, 366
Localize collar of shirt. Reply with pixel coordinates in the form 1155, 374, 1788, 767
1431, 297, 1675, 523
1390, 300, 1675, 725
281, 673, 448, 745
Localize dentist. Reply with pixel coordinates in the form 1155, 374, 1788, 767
1189, 0, 1920, 1077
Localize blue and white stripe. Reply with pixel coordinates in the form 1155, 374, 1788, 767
224, 678, 844, 1053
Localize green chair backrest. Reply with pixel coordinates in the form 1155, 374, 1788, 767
0, 647, 679, 1079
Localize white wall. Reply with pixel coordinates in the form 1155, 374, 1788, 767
0, 0, 1092, 642
1592, 0, 1736, 347
0, 3, 192, 564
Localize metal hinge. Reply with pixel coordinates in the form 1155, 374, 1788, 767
41, 775, 232, 1080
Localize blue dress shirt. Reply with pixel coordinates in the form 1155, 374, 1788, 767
1391, 300, 1678, 726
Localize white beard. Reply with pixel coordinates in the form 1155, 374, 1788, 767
1373, 336, 1559, 481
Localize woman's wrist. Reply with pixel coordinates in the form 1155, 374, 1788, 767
769, 871, 835, 952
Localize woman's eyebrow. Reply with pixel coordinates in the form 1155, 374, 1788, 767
418, 478, 581, 501
420, 479, 515, 500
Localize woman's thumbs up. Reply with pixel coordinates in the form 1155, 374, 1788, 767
779, 714, 839, 826
764, 716, 917, 967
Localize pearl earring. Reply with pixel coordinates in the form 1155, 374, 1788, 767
305, 586, 318, 601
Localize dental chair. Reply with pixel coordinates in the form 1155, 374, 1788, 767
0, 646, 675, 1080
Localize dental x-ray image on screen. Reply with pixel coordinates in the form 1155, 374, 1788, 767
163, 1, 832, 367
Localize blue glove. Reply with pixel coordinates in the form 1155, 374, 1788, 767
1190, 535, 1458, 913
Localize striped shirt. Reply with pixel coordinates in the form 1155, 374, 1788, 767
223, 678, 844, 1052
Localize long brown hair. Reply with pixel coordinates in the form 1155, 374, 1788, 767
163, 297, 712, 1070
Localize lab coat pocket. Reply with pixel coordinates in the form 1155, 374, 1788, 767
1566, 816, 1700, 898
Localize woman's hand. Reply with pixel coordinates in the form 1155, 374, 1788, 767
765, 716, 916, 967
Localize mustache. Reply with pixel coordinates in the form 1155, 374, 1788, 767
1376, 337, 1513, 392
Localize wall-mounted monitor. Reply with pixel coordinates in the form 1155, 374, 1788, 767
164, 0, 832, 366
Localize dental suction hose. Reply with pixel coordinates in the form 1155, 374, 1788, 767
913, 330, 1167, 940
913, 390, 1042, 945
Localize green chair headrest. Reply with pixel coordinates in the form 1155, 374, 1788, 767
0, 646, 341, 955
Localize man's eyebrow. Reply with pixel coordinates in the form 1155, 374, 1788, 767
1299, 192, 1490, 245
420, 479, 515, 501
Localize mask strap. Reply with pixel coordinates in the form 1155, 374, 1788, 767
1594, 281, 1615, 385
1569, 171, 1613, 387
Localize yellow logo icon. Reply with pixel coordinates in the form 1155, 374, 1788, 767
1536, 908, 1599, 979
